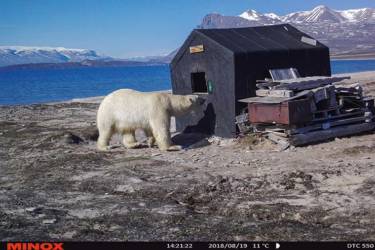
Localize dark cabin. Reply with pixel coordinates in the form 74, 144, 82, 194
170, 24, 331, 137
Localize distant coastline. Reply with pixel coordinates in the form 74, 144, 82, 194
1, 53, 375, 71
330, 52, 375, 61
0, 60, 168, 71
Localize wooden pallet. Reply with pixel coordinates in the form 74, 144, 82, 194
290, 122, 375, 146
290, 114, 372, 134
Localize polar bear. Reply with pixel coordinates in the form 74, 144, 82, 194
96, 89, 205, 151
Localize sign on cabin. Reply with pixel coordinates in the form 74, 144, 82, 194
189, 45, 204, 54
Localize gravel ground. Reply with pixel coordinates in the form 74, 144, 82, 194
1, 72, 375, 241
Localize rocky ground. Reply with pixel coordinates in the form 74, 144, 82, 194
1, 72, 375, 241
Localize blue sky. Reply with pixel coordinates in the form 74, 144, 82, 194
1, 0, 374, 58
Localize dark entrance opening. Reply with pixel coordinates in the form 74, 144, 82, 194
191, 72, 207, 93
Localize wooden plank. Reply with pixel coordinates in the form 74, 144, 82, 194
239, 90, 313, 104
335, 84, 362, 95
278, 76, 350, 84
238, 96, 288, 104
266, 133, 290, 150
290, 122, 375, 146
235, 113, 248, 124
313, 86, 331, 103
256, 89, 295, 98
256, 81, 279, 89
265, 130, 289, 138
274, 76, 350, 91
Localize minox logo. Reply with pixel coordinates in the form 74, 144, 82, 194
7, 243, 64, 250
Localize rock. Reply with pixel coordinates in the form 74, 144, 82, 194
69, 209, 100, 219
115, 185, 135, 193
169, 227, 180, 232
62, 231, 77, 239
330, 223, 345, 229
151, 205, 185, 215
359, 219, 369, 224
254, 236, 263, 241
128, 177, 143, 184
42, 218, 57, 224
80, 127, 99, 141
234, 235, 248, 241
109, 225, 122, 232
63, 132, 83, 144
25, 207, 38, 212
293, 213, 302, 221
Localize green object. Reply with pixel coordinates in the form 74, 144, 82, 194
207, 80, 213, 93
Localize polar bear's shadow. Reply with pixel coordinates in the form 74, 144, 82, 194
171, 133, 210, 149
107, 130, 210, 150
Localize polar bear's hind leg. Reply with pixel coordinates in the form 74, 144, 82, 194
145, 129, 155, 148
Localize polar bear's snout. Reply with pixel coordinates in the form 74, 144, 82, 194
197, 97, 206, 105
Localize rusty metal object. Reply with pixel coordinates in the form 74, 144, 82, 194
248, 98, 313, 125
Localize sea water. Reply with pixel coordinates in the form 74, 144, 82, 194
1, 60, 375, 105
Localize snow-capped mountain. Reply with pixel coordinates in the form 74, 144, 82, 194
239, 10, 281, 24
199, 6, 375, 56
339, 8, 375, 22
282, 5, 347, 23
0, 46, 111, 67
282, 5, 375, 23
237, 5, 375, 24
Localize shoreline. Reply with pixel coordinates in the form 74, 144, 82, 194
64, 89, 172, 104
1, 71, 375, 107
331, 57, 375, 61
330, 51, 375, 60
49, 71, 375, 105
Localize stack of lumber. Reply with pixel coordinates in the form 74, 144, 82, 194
238, 76, 375, 147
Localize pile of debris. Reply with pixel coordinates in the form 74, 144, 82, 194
238, 74, 375, 148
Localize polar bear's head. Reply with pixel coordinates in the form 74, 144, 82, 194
169, 94, 205, 116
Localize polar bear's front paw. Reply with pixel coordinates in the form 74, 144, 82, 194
167, 145, 183, 151
97, 144, 109, 151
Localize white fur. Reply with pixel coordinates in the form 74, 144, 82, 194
96, 89, 202, 151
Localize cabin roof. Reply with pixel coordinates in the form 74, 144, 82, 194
193, 24, 328, 53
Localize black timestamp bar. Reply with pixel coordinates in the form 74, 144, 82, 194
1, 241, 375, 250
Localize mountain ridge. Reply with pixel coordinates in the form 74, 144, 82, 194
199, 5, 375, 55
237, 5, 375, 24
0, 46, 112, 67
